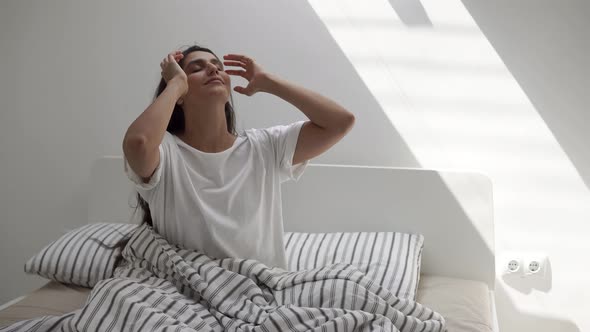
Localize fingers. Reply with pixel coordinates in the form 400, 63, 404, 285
161, 51, 183, 69
173, 51, 183, 61
233, 86, 250, 96
169, 50, 182, 58
225, 70, 247, 78
236, 87, 255, 96
223, 60, 245, 68
223, 54, 253, 63
159, 51, 184, 81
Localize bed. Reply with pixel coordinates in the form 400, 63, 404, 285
0, 157, 498, 332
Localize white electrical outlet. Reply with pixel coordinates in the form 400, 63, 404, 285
501, 254, 523, 276
523, 254, 547, 277
508, 259, 520, 273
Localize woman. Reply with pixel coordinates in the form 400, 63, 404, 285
123, 44, 354, 270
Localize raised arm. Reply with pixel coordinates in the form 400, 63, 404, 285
223, 54, 355, 165
260, 74, 354, 165
123, 51, 188, 181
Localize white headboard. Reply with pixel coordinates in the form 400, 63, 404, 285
88, 156, 495, 289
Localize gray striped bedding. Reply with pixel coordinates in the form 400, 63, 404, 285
23, 223, 138, 287
285, 232, 424, 300
3, 224, 446, 332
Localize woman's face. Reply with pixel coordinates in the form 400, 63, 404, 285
181, 51, 231, 102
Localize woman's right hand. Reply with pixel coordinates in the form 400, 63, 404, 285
160, 50, 188, 98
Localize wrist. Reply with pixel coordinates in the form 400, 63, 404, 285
167, 78, 188, 98
259, 72, 280, 95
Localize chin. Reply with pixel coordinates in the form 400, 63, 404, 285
210, 90, 229, 99
206, 92, 230, 103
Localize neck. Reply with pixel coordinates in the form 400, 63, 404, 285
179, 100, 236, 153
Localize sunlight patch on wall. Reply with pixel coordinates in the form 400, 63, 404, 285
306, 0, 590, 248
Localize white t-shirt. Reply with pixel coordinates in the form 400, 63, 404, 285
123, 120, 309, 269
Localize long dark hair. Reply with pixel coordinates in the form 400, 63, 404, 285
134, 44, 238, 227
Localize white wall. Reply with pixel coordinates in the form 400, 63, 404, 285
0, 0, 587, 331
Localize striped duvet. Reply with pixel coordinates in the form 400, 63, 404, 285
1, 225, 446, 331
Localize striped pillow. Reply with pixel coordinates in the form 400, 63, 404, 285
284, 232, 424, 300
24, 223, 138, 288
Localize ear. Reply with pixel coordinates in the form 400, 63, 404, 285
176, 98, 184, 106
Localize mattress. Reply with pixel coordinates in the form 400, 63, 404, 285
0, 275, 494, 331
417, 275, 494, 332
0, 282, 90, 328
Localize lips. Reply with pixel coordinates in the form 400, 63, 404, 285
205, 77, 224, 85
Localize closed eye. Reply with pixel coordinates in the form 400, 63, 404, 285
193, 66, 223, 73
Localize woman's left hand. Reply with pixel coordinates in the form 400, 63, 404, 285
223, 54, 272, 96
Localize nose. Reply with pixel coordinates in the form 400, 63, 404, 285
206, 62, 219, 75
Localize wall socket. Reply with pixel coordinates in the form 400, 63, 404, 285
502, 252, 548, 278
503, 257, 523, 276
523, 254, 547, 277
507, 259, 520, 273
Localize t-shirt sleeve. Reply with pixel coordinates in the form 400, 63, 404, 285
262, 120, 310, 183
123, 132, 172, 197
